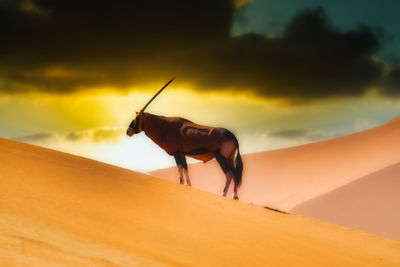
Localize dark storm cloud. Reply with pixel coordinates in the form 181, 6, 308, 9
189, 7, 387, 98
0, 1, 398, 99
0, 0, 234, 92
383, 64, 400, 95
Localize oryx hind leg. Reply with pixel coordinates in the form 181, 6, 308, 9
220, 140, 236, 160
222, 139, 240, 200
223, 171, 234, 197
233, 183, 239, 200
215, 151, 233, 197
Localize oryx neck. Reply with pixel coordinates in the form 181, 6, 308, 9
141, 113, 170, 148
141, 112, 165, 133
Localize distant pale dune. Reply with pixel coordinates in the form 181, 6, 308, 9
1, 138, 399, 266
152, 117, 400, 210
293, 162, 400, 241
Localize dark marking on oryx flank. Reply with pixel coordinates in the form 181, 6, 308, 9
182, 126, 212, 138
184, 148, 212, 155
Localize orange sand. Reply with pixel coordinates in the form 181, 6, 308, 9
1, 138, 400, 266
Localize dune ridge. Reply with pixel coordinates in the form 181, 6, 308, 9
1, 137, 400, 266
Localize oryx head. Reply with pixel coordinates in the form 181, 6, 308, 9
126, 111, 144, 136
126, 77, 175, 137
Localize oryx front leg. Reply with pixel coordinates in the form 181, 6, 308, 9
181, 156, 191, 187
183, 168, 191, 187
177, 165, 184, 184
173, 152, 184, 185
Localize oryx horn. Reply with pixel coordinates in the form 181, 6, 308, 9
139, 77, 175, 114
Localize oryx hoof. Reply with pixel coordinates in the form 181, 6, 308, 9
179, 180, 184, 185
187, 182, 192, 187
233, 196, 239, 200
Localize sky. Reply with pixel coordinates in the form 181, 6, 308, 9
1, 0, 400, 172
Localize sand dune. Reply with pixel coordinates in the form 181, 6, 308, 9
292, 162, 400, 241
152, 117, 400, 210
1, 138, 399, 266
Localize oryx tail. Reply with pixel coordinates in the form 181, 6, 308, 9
225, 130, 243, 187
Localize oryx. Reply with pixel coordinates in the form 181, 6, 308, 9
126, 78, 243, 200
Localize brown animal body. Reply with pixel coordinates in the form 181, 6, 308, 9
127, 112, 243, 199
